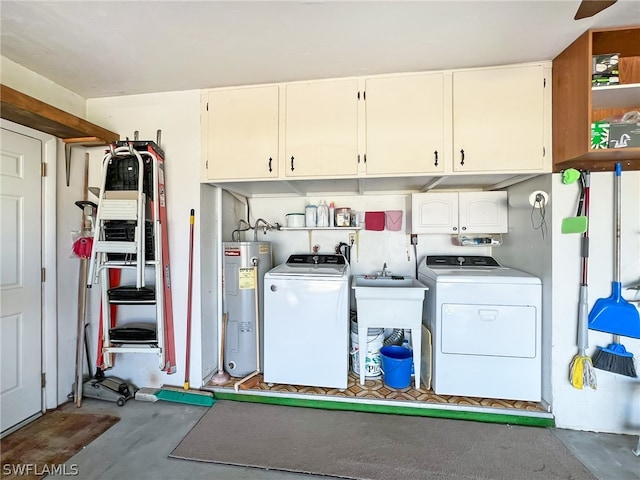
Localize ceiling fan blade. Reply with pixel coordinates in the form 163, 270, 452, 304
574, 0, 617, 20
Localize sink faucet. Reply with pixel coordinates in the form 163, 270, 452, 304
381, 262, 389, 277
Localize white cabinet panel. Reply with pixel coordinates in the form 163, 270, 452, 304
364, 73, 445, 175
203, 85, 279, 180
285, 79, 359, 177
452, 64, 545, 172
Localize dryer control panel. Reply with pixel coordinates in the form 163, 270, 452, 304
426, 255, 501, 267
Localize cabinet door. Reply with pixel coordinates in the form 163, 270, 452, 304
365, 73, 445, 175
453, 65, 545, 172
204, 86, 279, 180
411, 192, 459, 234
458, 191, 508, 233
285, 79, 359, 177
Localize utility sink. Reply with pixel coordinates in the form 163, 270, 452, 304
351, 275, 428, 301
351, 274, 429, 389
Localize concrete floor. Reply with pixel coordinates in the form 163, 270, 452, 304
48, 398, 639, 480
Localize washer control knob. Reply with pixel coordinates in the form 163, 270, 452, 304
457, 256, 465, 266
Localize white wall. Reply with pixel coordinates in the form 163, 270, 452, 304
496, 176, 554, 407
77, 91, 203, 391
550, 171, 640, 434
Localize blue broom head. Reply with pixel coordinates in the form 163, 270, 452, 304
599, 343, 633, 358
592, 343, 638, 378
588, 282, 640, 339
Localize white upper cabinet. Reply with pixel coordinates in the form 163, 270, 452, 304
284, 79, 359, 177
412, 191, 508, 234
452, 64, 546, 172
202, 85, 279, 181
364, 73, 445, 175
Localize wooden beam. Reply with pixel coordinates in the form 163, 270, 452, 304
0, 84, 119, 143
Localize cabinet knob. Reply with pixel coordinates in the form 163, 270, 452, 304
434, 150, 439, 167
461, 226, 467, 231
452, 226, 458, 232
268, 157, 273, 173
460, 149, 465, 166
290, 156, 295, 172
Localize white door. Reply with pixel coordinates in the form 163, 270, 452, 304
1, 128, 42, 433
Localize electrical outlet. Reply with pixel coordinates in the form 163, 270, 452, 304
348, 233, 356, 244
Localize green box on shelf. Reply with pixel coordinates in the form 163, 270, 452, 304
591, 121, 609, 149
609, 122, 640, 149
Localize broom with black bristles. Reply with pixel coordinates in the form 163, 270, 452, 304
588, 163, 639, 378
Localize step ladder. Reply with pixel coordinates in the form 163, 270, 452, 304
88, 138, 176, 375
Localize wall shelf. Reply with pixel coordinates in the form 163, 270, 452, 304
0, 84, 119, 185
592, 83, 640, 109
279, 227, 362, 231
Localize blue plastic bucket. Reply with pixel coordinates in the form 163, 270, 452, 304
379, 345, 413, 389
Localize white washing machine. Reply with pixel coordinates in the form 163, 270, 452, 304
418, 255, 541, 401
264, 254, 350, 389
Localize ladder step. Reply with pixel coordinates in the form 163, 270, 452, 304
99, 199, 140, 221
108, 286, 155, 304
109, 323, 157, 343
94, 240, 139, 254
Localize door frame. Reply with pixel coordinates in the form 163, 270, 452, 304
1, 119, 58, 412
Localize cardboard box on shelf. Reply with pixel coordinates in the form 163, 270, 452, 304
591, 121, 610, 149
592, 53, 620, 87
608, 122, 640, 149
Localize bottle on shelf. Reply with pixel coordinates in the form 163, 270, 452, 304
305, 204, 317, 227
317, 200, 329, 227
329, 201, 335, 227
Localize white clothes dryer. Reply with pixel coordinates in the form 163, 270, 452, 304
264, 254, 350, 389
418, 255, 542, 401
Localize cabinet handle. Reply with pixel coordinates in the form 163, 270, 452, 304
364, 154, 367, 164
452, 226, 458, 232
358, 154, 360, 164
461, 226, 467, 231
460, 149, 465, 166
268, 157, 273, 173
434, 150, 438, 167
290, 156, 295, 172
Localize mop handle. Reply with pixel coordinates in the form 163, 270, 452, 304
614, 163, 621, 283
185, 209, 195, 390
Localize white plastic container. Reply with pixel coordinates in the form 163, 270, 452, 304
317, 200, 329, 227
305, 205, 317, 227
350, 320, 384, 378
285, 213, 305, 228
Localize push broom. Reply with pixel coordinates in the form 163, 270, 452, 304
588, 163, 639, 378
156, 210, 216, 406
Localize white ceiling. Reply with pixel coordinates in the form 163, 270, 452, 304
1, 1, 639, 99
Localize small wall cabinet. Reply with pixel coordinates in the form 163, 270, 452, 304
411, 191, 508, 234
552, 26, 640, 172
201, 85, 279, 181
